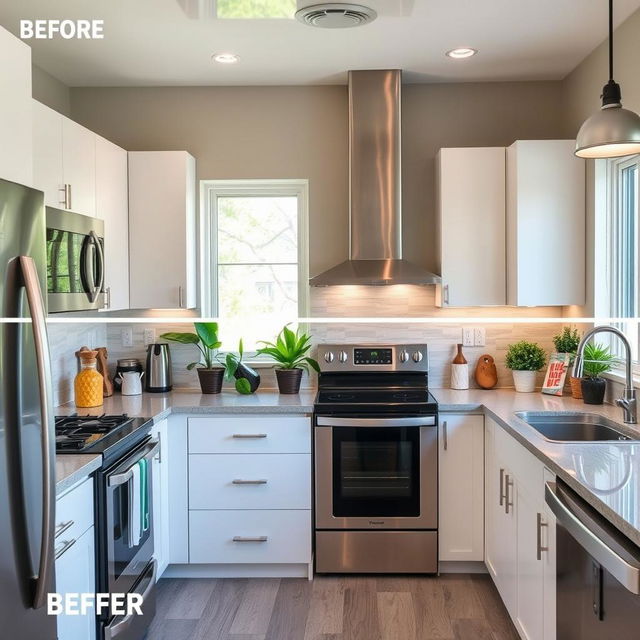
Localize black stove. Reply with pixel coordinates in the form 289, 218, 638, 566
55, 413, 153, 461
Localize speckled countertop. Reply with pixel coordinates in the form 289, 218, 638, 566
56, 388, 640, 545
56, 454, 102, 495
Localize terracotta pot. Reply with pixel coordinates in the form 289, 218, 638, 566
581, 377, 606, 405
276, 368, 303, 394
197, 367, 224, 394
569, 376, 583, 399
512, 370, 537, 393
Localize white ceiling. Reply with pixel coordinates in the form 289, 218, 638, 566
2, 0, 639, 86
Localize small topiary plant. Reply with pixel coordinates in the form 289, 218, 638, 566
552, 327, 581, 357
505, 341, 547, 371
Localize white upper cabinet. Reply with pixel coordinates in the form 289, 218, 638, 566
62, 118, 96, 216
128, 151, 197, 310
0, 26, 32, 187
95, 135, 129, 310
33, 100, 97, 216
507, 140, 585, 306
436, 147, 506, 307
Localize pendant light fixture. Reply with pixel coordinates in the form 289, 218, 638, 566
575, 0, 640, 158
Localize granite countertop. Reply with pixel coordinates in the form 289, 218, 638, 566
55, 387, 640, 545
56, 454, 102, 495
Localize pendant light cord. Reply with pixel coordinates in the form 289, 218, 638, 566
609, 0, 614, 81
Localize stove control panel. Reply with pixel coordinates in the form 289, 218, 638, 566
318, 344, 429, 373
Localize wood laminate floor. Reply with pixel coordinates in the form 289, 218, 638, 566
147, 574, 520, 640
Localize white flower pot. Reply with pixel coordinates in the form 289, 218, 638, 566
512, 370, 537, 393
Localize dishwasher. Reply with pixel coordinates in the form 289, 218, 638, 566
545, 479, 640, 639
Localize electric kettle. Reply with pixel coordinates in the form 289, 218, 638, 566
145, 343, 173, 392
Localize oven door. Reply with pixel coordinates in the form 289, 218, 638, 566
46, 207, 105, 312
104, 438, 158, 598
315, 416, 438, 529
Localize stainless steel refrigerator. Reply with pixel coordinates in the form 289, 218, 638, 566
0, 178, 57, 639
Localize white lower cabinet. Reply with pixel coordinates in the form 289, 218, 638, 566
438, 413, 484, 561
55, 477, 96, 640
485, 417, 556, 640
151, 418, 170, 577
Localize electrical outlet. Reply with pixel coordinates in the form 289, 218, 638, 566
121, 327, 133, 348
143, 328, 156, 346
462, 328, 474, 347
474, 327, 486, 347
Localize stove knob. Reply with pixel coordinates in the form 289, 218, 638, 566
338, 350, 349, 363
324, 351, 335, 363
399, 350, 409, 363
412, 351, 424, 363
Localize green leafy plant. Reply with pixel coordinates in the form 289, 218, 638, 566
505, 341, 547, 371
581, 342, 617, 379
553, 327, 581, 356
257, 325, 320, 374
160, 322, 222, 370
224, 339, 254, 394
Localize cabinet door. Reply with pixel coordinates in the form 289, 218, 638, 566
436, 148, 506, 306
55, 527, 96, 640
0, 26, 32, 186
128, 151, 196, 309
439, 414, 484, 561
542, 470, 556, 640
62, 118, 96, 216
96, 136, 129, 310
151, 419, 170, 577
32, 100, 64, 208
515, 484, 545, 640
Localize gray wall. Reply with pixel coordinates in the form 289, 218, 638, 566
69, 81, 566, 278
32, 64, 71, 116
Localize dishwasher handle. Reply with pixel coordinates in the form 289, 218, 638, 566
545, 481, 640, 595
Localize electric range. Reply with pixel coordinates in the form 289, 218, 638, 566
313, 344, 439, 574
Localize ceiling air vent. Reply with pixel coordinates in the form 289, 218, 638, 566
295, 3, 377, 28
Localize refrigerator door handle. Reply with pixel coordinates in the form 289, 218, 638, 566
18, 256, 55, 609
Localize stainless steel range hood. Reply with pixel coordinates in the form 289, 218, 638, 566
310, 69, 441, 286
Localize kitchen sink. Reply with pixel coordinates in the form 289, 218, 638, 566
515, 412, 638, 443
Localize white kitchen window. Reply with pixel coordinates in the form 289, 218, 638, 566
597, 156, 639, 365
200, 180, 309, 352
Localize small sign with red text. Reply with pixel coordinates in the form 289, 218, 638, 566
541, 353, 571, 396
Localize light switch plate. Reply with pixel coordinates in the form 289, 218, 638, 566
121, 327, 133, 348
143, 328, 156, 346
474, 327, 486, 347
462, 328, 474, 347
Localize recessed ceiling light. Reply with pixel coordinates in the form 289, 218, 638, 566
212, 52, 240, 64
446, 47, 477, 59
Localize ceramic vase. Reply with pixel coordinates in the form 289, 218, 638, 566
512, 370, 537, 393
451, 344, 469, 390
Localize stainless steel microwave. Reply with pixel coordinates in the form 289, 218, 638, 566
46, 207, 105, 313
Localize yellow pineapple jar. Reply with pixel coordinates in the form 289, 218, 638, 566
75, 349, 104, 408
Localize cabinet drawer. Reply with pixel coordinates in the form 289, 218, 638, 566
188, 416, 311, 454
189, 510, 311, 564
189, 454, 311, 510
55, 477, 94, 544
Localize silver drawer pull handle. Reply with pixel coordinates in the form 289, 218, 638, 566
233, 536, 268, 543
505, 474, 514, 514
55, 538, 76, 560
232, 433, 267, 439
55, 520, 74, 538
537, 512, 549, 561
232, 479, 268, 485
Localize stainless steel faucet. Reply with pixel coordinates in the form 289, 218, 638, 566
573, 326, 637, 424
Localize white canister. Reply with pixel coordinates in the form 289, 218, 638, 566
118, 371, 145, 396
512, 370, 537, 393
451, 363, 469, 390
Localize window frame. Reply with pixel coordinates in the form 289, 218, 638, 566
199, 179, 310, 354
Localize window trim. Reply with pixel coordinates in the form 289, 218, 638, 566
199, 177, 310, 332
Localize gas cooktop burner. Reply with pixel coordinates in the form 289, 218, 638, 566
55, 414, 132, 451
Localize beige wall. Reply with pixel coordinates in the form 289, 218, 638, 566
560, 7, 640, 317
70, 80, 565, 278
32, 64, 71, 116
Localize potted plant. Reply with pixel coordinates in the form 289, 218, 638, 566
505, 341, 547, 392
552, 327, 582, 398
160, 322, 224, 394
257, 325, 320, 394
580, 342, 617, 405
224, 339, 261, 394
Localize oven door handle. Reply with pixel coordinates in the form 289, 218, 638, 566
108, 440, 160, 487
104, 559, 156, 640
545, 482, 640, 594
316, 416, 436, 427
